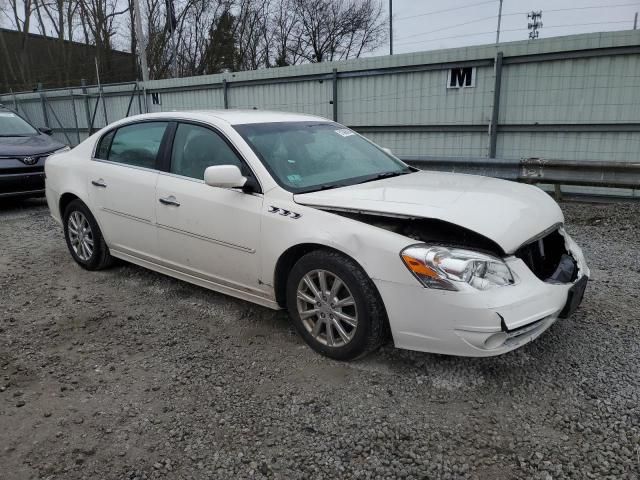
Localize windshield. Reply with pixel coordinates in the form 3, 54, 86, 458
234, 121, 411, 193
0, 111, 38, 136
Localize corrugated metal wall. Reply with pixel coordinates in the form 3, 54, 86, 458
2, 30, 639, 167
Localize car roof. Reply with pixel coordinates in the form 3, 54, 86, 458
120, 109, 331, 126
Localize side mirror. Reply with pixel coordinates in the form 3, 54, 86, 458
204, 165, 247, 189
382, 147, 393, 155
39, 127, 53, 136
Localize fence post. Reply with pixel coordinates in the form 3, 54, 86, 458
38, 83, 50, 128
11, 90, 33, 123
137, 81, 143, 115
10, 88, 18, 110
332, 68, 338, 122
125, 83, 138, 117
43, 95, 72, 145
488, 52, 503, 158
70, 89, 81, 145
223, 79, 229, 109
100, 84, 108, 126
554, 184, 563, 201
81, 79, 92, 136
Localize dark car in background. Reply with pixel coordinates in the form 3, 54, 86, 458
0, 105, 68, 199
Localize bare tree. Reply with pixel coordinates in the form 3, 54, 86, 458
234, 0, 268, 71
0, 0, 388, 90
270, 0, 301, 66
0, 0, 35, 87
291, 0, 387, 63
32, 0, 82, 85
78, 0, 129, 82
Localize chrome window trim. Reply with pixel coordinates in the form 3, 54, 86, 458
155, 169, 264, 197
90, 116, 266, 193
90, 157, 160, 175
158, 170, 206, 184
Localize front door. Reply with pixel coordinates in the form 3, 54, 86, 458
88, 121, 169, 259
155, 122, 264, 292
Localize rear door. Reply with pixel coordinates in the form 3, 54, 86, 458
155, 121, 264, 292
89, 121, 169, 259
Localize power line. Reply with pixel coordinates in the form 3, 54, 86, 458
395, 0, 496, 22
518, 2, 640, 15
395, 2, 640, 42
506, 19, 632, 33
395, 31, 494, 48
395, 0, 639, 23
396, 15, 497, 41
394, 20, 633, 47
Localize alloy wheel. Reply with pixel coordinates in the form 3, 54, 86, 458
296, 269, 358, 347
67, 211, 94, 261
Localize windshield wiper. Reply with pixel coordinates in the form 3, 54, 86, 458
355, 169, 412, 185
299, 183, 344, 193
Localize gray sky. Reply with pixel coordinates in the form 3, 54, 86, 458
371, 0, 640, 56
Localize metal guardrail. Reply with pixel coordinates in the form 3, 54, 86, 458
401, 156, 640, 190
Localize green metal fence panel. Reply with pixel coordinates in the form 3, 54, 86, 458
1, 29, 638, 180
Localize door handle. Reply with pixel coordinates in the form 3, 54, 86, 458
159, 196, 180, 207
91, 179, 107, 188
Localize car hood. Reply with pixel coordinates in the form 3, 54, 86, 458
0, 134, 65, 156
293, 171, 564, 254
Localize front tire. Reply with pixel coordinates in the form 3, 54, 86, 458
286, 249, 389, 360
63, 199, 113, 270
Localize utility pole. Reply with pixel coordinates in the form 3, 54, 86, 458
634, 12, 638, 30
495, 0, 503, 44
166, 0, 178, 77
527, 11, 543, 40
133, 0, 149, 83
389, 0, 393, 55
170, 20, 178, 77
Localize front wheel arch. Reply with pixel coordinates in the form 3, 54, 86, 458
274, 243, 376, 308
285, 248, 391, 359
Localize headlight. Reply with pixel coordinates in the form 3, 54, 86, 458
400, 245, 515, 291
52, 146, 71, 154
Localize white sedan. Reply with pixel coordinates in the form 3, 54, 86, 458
45, 111, 589, 360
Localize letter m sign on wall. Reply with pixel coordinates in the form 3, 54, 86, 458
447, 67, 476, 89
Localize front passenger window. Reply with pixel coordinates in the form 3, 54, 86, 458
171, 123, 244, 180
107, 122, 168, 169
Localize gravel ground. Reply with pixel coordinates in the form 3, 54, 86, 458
1, 198, 639, 480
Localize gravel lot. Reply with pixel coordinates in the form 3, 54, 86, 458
1, 197, 639, 480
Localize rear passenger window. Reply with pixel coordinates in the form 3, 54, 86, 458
106, 122, 168, 169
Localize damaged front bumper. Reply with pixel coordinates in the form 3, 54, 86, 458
375, 229, 589, 357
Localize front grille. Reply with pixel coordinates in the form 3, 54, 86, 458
0, 153, 50, 175
515, 229, 577, 283
0, 165, 44, 175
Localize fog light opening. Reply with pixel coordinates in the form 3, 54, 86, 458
484, 332, 508, 349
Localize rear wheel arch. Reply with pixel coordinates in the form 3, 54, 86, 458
59, 192, 80, 218
59, 193, 108, 242
62, 198, 113, 270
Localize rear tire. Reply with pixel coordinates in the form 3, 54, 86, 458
286, 249, 389, 360
63, 199, 113, 270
